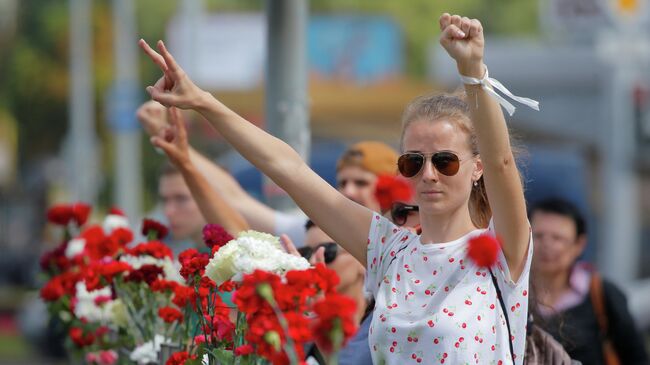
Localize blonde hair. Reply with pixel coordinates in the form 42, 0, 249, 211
399, 93, 492, 228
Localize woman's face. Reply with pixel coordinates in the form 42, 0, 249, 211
400, 119, 480, 217
531, 211, 586, 277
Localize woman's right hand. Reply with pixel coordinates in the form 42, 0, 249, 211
139, 39, 208, 110
149, 107, 192, 169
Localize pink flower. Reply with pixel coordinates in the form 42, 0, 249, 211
98, 350, 118, 365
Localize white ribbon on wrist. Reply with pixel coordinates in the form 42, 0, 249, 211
459, 65, 539, 116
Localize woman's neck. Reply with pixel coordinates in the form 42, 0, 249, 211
418, 205, 478, 244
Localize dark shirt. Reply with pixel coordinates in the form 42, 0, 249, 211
542, 280, 648, 365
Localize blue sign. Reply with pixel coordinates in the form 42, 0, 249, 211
106, 80, 141, 132
308, 15, 403, 83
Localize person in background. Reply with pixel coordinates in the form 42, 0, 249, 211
137, 100, 398, 247
530, 197, 649, 365
156, 163, 207, 255
296, 220, 369, 365
155, 107, 249, 239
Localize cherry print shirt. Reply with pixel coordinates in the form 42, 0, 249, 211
365, 213, 533, 365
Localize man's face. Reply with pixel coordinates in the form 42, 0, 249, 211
304, 226, 365, 293
158, 173, 205, 241
531, 211, 586, 277
336, 166, 380, 211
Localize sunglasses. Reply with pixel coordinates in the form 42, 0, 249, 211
398, 151, 468, 178
390, 202, 419, 226
297, 242, 338, 264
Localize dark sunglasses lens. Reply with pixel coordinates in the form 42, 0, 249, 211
391, 204, 408, 226
432, 152, 460, 176
297, 246, 313, 260
323, 243, 338, 264
398, 154, 424, 177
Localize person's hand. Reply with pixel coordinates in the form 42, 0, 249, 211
439, 13, 484, 77
139, 39, 206, 110
136, 100, 171, 139
150, 107, 191, 168
280, 234, 301, 257
280, 234, 326, 266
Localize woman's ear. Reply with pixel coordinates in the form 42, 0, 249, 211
472, 156, 484, 182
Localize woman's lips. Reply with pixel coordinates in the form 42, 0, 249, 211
421, 190, 443, 195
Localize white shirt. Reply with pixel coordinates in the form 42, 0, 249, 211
365, 213, 532, 365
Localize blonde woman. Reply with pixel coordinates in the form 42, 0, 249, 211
141, 13, 535, 364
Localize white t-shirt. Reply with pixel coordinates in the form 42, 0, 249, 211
365, 213, 532, 365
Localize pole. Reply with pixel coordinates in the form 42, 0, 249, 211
111, 0, 142, 221
264, 0, 310, 211
69, 0, 99, 204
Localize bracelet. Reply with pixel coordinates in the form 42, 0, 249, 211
459, 65, 539, 116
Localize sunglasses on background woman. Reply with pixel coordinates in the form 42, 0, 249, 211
390, 202, 419, 226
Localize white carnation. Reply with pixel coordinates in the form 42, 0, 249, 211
129, 335, 171, 364
73, 282, 116, 324
205, 231, 310, 285
103, 214, 130, 233
64, 238, 86, 258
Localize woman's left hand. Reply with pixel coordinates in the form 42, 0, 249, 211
439, 13, 484, 77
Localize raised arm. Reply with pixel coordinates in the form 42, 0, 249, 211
151, 106, 249, 236
439, 14, 530, 281
137, 100, 290, 235
139, 40, 373, 265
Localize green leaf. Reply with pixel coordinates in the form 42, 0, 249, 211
210, 348, 235, 364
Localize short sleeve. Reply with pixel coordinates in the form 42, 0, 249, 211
365, 213, 414, 298
488, 218, 533, 290
273, 211, 308, 248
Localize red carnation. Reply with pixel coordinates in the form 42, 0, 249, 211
467, 234, 500, 268
151, 279, 179, 292
234, 344, 254, 356
158, 306, 184, 323
69, 326, 95, 347
85, 235, 120, 261
172, 285, 194, 308
110, 227, 134, 246
246, 312, 307, 365
311, 263, 340, 295
40, 277, 66, 302
165, 351, 196, 365
40, 243, 71, 273
125, 264, 163, 285
202, 224, 233, 250
47, 204, 74, 226
374, 174, 413, 213
311, 293, 358, 354
141, 218, 169, 240
178, 249, 210, 281
128, 241, 173, 259
234, 270, 283, 316
109, 207, 125, 216
71, 202, 92, 226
